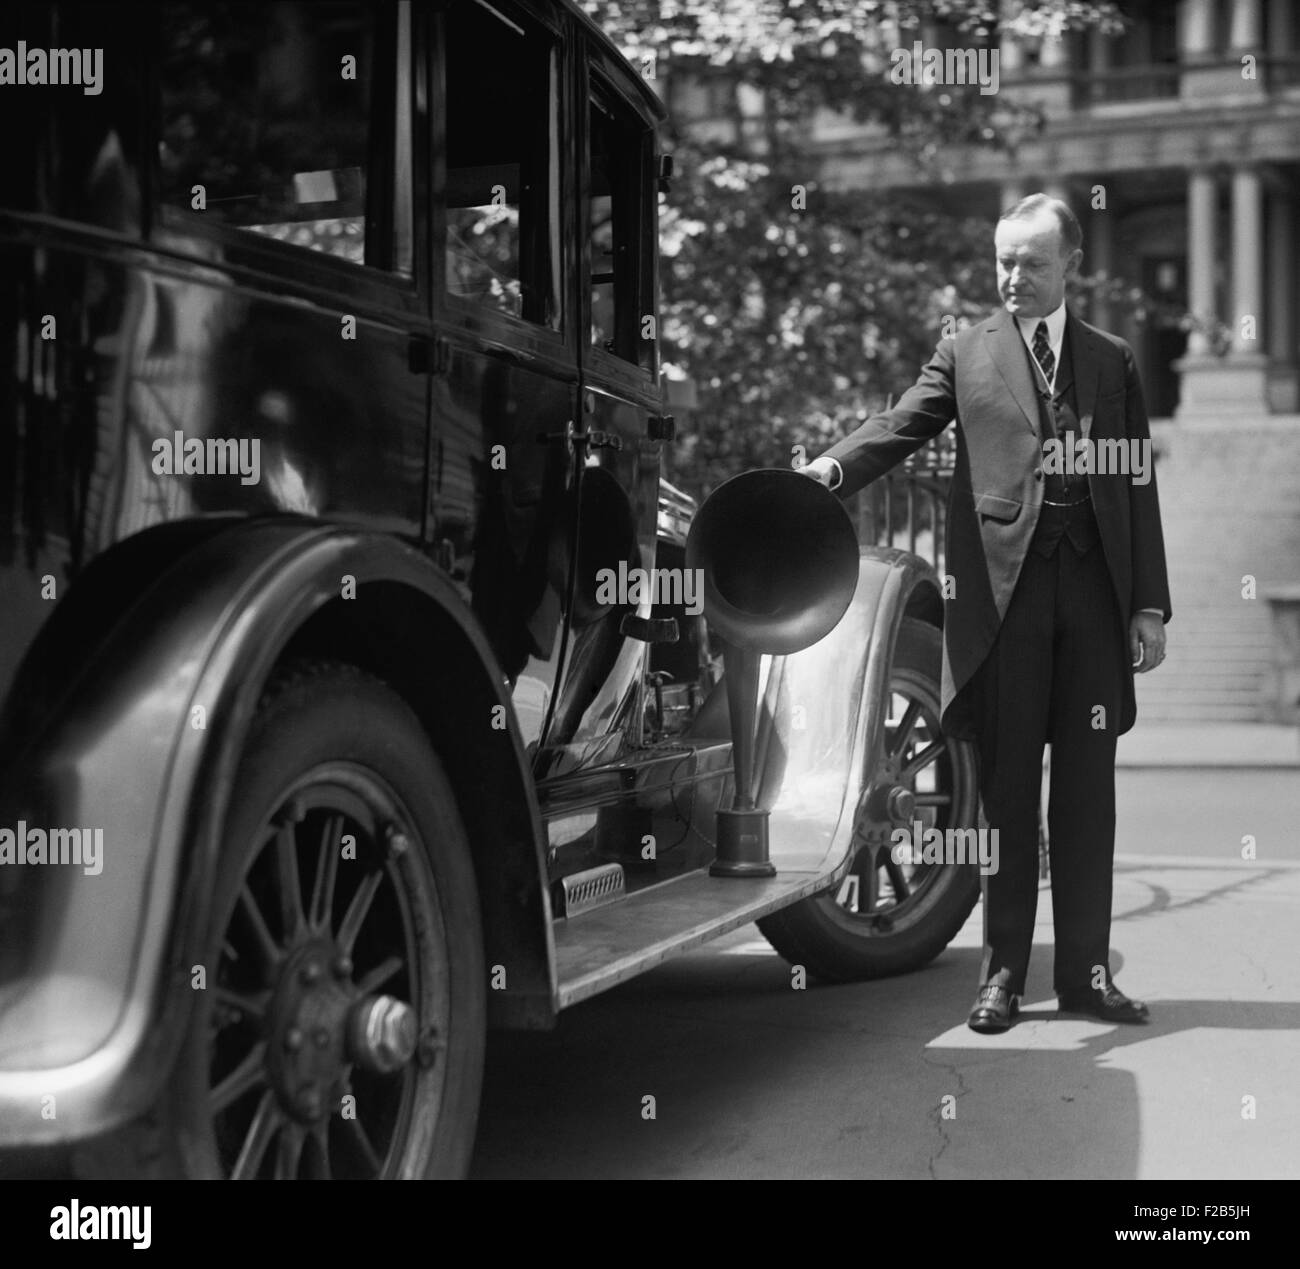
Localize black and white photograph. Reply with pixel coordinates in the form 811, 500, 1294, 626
0, 0, 1295, 1237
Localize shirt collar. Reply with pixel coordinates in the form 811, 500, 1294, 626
1015, 301, 1067, 351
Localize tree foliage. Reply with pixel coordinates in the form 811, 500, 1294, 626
582, 0, 1123, 495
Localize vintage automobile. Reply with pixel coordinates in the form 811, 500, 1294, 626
0, 0, 978, 1179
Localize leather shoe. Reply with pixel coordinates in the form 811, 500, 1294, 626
967, 983, 1020, 1033
1058, 982, 1150, 1023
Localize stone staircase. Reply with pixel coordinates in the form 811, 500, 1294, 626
1135, 417, 1300, 723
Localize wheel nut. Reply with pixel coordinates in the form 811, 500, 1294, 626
278, 797, 307, 825
886, 786, 916, 826
332, 955, 353, 980
300, 962, 322, 987
284, 1027, 304, 1052
386, 827, 410, 857
347, 995, 417, 1073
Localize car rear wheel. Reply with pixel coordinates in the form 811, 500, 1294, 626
758, 618, 981, 981
75, 661, 485, 1178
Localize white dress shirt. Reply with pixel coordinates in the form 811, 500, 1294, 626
1015, 301, 1067, 393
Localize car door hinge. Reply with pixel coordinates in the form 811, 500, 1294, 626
657, 154, 674, 194
648, 414, 675, 442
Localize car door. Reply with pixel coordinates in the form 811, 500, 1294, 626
427, 0, 579, 754
526, 35, 669, 779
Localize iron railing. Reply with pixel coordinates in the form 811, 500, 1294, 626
852, 431, 956, 575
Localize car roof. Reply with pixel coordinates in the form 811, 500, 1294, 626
556, 0, 669, 124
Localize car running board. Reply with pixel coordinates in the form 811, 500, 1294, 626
552, 867, 829, 1010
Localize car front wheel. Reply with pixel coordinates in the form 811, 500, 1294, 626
759, 618, 981, 981
76, 661, 485, 1179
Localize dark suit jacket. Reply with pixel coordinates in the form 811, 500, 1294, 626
824, 307, 1172, 739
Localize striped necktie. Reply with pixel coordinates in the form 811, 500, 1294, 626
1032, 320, 1056, 389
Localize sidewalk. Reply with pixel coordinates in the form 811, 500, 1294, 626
1116, 723, 1300, 768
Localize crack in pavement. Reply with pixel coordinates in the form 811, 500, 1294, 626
921, 1050, 972, 1179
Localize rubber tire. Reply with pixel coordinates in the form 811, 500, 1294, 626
758, 619, 980, 982
73, 661, 485, 1179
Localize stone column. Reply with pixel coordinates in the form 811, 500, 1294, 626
1177, 165, 1273, 417
1181, 0, 1216, 58
999, 0, 1023, 77
1039, 29, 1070, 70
1175, 168, 1222, 418
1229, 0, 1263, 50
1180, 0, 1237, 99
1230, 165, 1264, 356
1266, 187, 1298, 411
1186, 168, 1218, 356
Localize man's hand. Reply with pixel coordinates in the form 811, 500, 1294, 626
798, 456, 839, 488
1129, 611, 1166, 673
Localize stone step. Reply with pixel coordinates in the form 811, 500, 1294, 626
1134, 703, 1266, 721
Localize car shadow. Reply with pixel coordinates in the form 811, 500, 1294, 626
472, 881, 1299, 1179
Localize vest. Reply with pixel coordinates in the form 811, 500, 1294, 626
1025, 326, 1100, 558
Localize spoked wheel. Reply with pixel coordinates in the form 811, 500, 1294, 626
76, 662, 484, 1179
210, 775, 446, 1179
759, 618, 980, 981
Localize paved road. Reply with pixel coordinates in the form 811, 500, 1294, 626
1116, 769, 1300, 862
471, 771, 1300, 1179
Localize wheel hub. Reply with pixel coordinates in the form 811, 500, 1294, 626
855, 753, 916, 846
267, 942, 355, 1123
265, 941, 420, 1124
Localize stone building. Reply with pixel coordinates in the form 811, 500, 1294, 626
667, 0, 1300, 725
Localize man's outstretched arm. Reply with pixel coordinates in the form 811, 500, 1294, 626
802, 336, 957, 497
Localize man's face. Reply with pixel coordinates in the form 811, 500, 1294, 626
994, 211, 1081, 319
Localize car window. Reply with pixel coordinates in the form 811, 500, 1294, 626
588, 82, 651, 368
155, 0, 404, 273
443, 0, 561, 329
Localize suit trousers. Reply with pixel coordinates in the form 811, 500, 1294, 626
970, 522, 1127, 996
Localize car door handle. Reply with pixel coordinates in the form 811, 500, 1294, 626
535, 424, 623, 452
621, 615, 679, 643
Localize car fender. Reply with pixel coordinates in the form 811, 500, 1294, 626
755, 547, 943, 879
0, 519, 553, 1147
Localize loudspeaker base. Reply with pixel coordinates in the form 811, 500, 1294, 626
710, 808, 776, 878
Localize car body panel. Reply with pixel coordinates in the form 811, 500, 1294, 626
0, 521, 552, 1145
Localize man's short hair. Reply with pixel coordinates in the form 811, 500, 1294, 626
998, 193, 1083, 255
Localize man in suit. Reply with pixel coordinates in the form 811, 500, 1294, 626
802, 194, 1171, 1032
